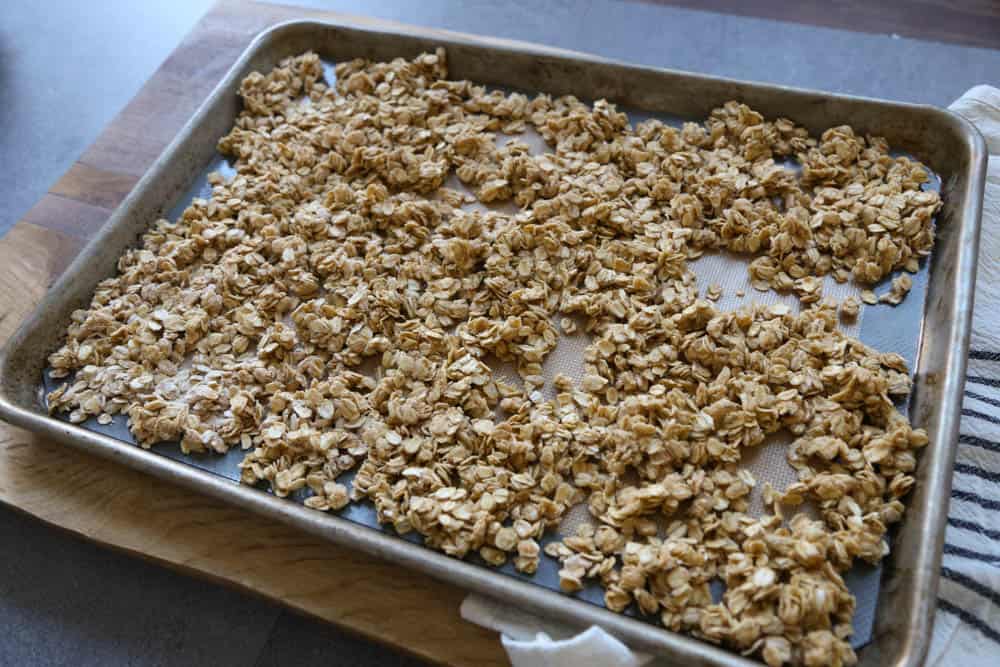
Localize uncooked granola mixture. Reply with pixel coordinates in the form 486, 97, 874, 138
47, 50, 941, 666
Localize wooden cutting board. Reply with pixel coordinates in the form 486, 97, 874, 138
0, 2, 510, 664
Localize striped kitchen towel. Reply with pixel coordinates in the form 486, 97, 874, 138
926, 86, 1000, 667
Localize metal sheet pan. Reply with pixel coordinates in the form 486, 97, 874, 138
0, 19, 986, 667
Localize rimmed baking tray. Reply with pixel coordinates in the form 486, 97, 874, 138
0, 19, 986, 667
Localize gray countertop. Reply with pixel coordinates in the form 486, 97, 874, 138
1, 1, 997, 665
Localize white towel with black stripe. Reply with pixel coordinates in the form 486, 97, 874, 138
926, 86, 1000, 667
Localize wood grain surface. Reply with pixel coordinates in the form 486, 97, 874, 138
646, 0, 1000, 50
0, 2, 508, 665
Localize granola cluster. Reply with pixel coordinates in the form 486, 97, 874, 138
47, 50, 938, 666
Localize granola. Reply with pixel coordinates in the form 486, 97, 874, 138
46, 50, 938, 666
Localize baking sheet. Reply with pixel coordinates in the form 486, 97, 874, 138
1, 18, 983, 667
41, 58, 939, 648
